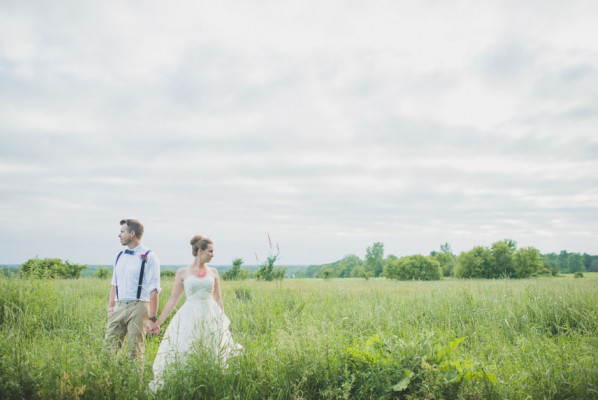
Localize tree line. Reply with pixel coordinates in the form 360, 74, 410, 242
298, 240, 598, 280
10, 240, 597, 281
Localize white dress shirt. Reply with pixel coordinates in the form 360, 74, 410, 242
111, 244, 161, 301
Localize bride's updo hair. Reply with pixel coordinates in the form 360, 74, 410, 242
190, 235, 213, 257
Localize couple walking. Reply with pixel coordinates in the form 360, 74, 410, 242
104, 218, 241, 392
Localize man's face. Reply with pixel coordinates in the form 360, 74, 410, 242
119, 224, 133, 245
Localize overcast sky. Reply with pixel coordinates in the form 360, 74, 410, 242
1, 0, 597, 267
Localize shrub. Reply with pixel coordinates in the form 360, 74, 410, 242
160, 269, 176, 278
384, 255, 441, 281
20, 257, 86, 279
574, 271, 584, 278
94, 266, 111, 279
513, 247, 544, 278
222, 258, 250, 281
455, 247, 493, 278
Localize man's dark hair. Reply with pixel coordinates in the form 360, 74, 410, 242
120, 219, 144, 239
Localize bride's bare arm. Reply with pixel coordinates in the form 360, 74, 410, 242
157, 268, 186, 326
212, 269, 224, 310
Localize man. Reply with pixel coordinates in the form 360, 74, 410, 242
105, 218, 161, 359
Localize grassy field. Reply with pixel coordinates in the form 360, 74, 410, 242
1, 274, 597, 399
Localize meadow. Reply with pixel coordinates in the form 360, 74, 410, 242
1, 274, 597, 399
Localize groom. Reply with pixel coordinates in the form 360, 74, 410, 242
104, 218, 161, 359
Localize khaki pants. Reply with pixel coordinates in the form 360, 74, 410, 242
105, 300, 149, 360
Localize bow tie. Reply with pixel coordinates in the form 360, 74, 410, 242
124, 249, 135, 255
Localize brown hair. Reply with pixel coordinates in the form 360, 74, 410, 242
120, 219, 144, 239
190, 235, 213, 256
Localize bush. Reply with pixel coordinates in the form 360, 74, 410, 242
513, 247, 544, 278
455, 247, 493, 278
574, 271, 584, 278
384, 255, 442, 281
94, 266, 111, 279
255, 255, 286, 281
161, 269, 176, 278
222, 258, 250, 281
20, 257, 86, 279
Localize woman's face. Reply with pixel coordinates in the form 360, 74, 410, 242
199, 244, 214, 263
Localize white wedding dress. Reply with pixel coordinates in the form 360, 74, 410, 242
149, 274, 242, 392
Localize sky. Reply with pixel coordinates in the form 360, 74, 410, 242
1, 0, 597, 267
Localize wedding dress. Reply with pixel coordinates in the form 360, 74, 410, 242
149, 274, 242, 392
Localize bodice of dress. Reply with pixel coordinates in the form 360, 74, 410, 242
183, 274, 214, 301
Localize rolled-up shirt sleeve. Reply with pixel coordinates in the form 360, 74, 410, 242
144, 252, 162, 294
110, 260, 118, 287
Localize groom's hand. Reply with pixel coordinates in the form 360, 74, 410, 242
148, 320, 159, 335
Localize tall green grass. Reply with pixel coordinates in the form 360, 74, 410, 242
1, 275, 597, 399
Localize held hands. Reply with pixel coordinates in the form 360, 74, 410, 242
147, 320, 160, 336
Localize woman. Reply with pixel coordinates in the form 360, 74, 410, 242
148, 235, 242, 392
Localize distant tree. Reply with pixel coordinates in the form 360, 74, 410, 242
365, 242, 385, 277
255, 255, 276, 281
20, 257, 86, 279
320, 267, 334, 279
94, 266, 111, 279
160, 269, 176, 278
582, 253, 592, 270
337, 254, 363, 277
566, 253, 585, 273
455, 246, 493, 278
589, 258, 598, 273
502, 239, 517, 252
255, 235, 285, 281
316, 254, 363, 278
557, 250, 569, 272
302, 264, 322, 278
255, 255, 286, 281
223, 258, 249, 281
440, 242, 452, 254
384, 254, 399, 275
434, 252, 456, 277
490, 241, 515, 278
433, 243, 457, 277
384, 255, 441, 281
351, 265, 369, 280
0, 267, 20, 277
513, 247, 545, 278
542, 253, 559, 271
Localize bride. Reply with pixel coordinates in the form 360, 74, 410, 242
148, 235, 242, 392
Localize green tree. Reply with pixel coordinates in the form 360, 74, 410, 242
20, 257, 86, 279
502, 238, 517, 252
320, 267, 334, 279
384, 255, 441, 281
567, 253, 585, 273
160, 269, 176, 278
94, 266, 111, 279
455, 246, 493, 278
365, 242, 385, 277
255, 255, 286, 281
350, 265, 369, 280
557, 250, 569, 272
440, 242, 452, 254
490, 240, 515, 278
433, 243, 456, 277
337, 254, 363, 277
222, 258, 245, 281
513, 247, 544, 278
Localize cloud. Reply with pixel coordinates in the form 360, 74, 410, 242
1, 0, 598, 265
